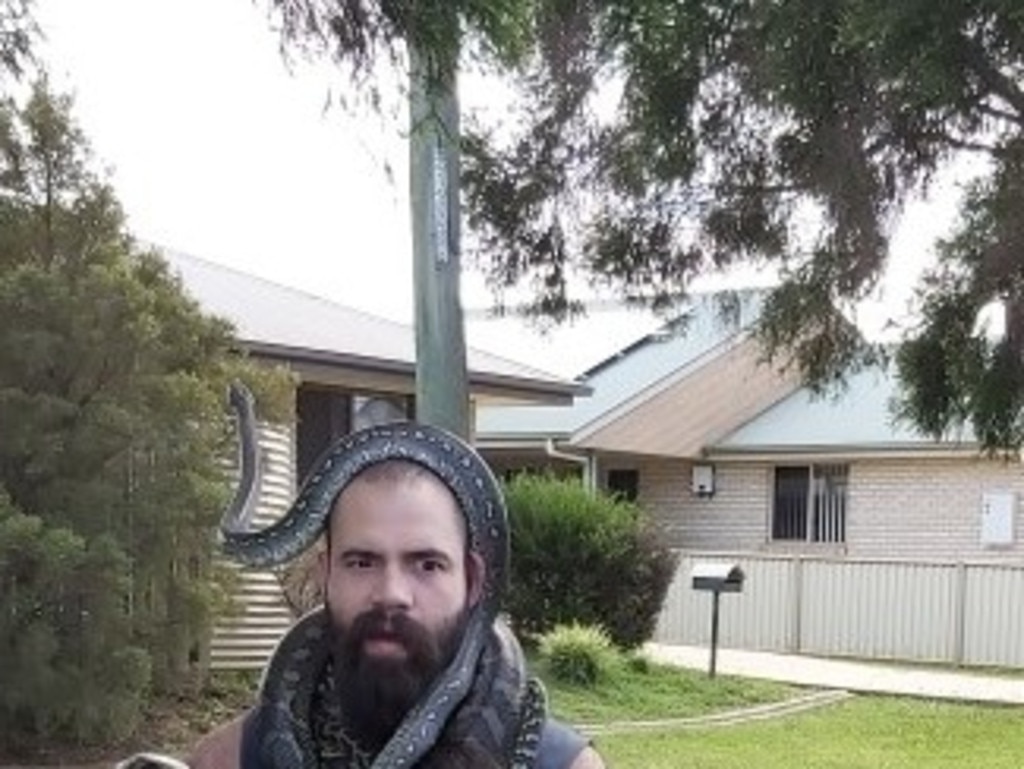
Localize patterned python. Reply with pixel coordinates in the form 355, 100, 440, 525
219, 382, 546, 769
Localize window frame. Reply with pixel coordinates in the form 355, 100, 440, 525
771, 463, 848, 544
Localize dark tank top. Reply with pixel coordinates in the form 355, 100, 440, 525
239, 708, 587, 769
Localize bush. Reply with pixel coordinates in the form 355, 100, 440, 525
504, 474, 679, 649
0, 491, 151, 752
539, 623, 618, 686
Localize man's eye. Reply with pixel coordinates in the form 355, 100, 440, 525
420, 558, 447, 573
344, 557, 374, 570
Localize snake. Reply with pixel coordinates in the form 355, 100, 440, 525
219, 382, 545, 769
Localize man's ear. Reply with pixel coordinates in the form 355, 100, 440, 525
466, 552, 486, 607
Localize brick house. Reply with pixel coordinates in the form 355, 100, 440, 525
475, 292, 1024, 667
476, 291, 1024, 562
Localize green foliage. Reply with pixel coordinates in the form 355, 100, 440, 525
0, 1, 37, 82
598, 698, 1024, 769
533, 644, 799, 725
267, 0, 1024, 451
624, 650, 651, 674
538, 622, 618, 686
504, 473, 678, 649
0, 81, 292, 751
266, 0, 537, 101
896, 147, 1024, 450
0, 490, 150, 748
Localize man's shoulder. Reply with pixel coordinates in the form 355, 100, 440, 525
538, 719, 606, 769
187, 710, 250, 769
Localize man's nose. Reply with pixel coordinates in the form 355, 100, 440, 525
372, 564, 412, 609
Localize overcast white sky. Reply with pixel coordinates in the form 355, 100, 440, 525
34, 0, 984, 378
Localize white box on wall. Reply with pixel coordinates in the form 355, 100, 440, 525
692, 464, 715, 497
981, 491, 1016, 546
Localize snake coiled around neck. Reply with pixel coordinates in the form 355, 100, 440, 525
220, 383, 544, 769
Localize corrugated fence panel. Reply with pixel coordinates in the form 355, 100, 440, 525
720, 556, 794, 651
654, 554, 795, 651
211, 422, 297, 670
800, 559, 957, 662
655, 552, 1024, 668
963, 564, 1024, 667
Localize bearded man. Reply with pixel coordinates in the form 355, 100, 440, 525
186, 419, 605, 769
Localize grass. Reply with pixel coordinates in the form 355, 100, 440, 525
8, 649, 1024, 768
533, 652, 801, 723
595, 696, 1024, 768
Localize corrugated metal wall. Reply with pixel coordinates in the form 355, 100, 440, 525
963, 564, 1024, 667
655, 552, 1024, 669
210, 422, 297, 670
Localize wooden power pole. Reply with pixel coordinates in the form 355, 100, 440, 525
408, 37, 470, 439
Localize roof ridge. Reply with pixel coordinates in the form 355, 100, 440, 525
155, 243, 571, 383
155, 244, 415, 330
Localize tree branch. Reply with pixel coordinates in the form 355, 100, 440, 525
961, 34, 1024, 121
977, 102, 1021, 126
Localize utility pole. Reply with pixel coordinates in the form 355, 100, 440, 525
409, 31, 469, 439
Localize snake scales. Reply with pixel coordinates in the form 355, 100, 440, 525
219, 383, 546, 769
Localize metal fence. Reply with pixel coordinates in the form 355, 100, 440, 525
654, 551, 1024, 669
210, 422, 296, 669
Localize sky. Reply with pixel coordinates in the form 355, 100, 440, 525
33, 0, 985, 379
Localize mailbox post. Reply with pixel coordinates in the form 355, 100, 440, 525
690, 563, 745, 677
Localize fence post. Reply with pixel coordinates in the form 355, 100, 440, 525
953, 560, 966, 667
790, 554, 804, 654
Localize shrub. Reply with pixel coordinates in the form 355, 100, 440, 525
0, 491, 151, 752
625, 650, 652, 674
539, 623, 618, 686
503, 473, 679, 649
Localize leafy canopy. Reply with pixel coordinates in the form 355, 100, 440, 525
0, 79, 291, 749
265, 0, 1024, 450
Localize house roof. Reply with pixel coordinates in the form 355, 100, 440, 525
475, 290, 785, 450
573, 334, 801, 457
708, 364, 979, 456
475, 284, 985, 459
158, 247, 586, 403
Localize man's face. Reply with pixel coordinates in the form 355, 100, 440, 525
320, 468, 480, 746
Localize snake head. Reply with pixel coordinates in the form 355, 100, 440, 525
221, 379, 263, 538
228, 380, 256, 414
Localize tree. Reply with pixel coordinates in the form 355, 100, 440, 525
0, 0, 36, 82
0, 80, 289, 749
264, 0, 1024, 451
265, 0, 539, 437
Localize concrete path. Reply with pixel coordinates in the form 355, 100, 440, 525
646, 643, 1024, 705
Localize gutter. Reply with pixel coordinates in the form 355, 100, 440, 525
242, 340, 589, 400
545, 439, 597, 492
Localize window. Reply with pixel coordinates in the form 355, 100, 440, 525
296, 388, 412, 485
607, 469, 639, 502
296, 387, 351, 486
351, 394, 411, 430
772, 464, 847, 543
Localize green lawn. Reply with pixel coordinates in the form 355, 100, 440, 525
534, 655, 801, 723
595, 696, 1024, 768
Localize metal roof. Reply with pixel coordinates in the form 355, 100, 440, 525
710, 364, 978, 454
158, 248, 584, 400
475, 290, 766, 437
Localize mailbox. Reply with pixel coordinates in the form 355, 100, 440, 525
691, 562, 744, 593
690, 562, 745, 677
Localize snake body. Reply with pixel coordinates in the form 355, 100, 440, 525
220, 383, 541, 769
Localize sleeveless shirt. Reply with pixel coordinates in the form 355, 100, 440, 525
239, 709, 587, 769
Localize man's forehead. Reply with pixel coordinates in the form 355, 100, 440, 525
329, 465, 471, 541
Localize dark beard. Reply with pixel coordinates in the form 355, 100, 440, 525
331, 607, 467, 753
